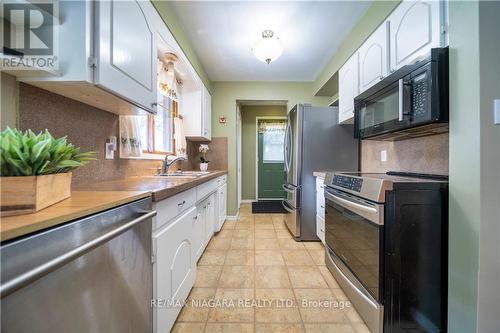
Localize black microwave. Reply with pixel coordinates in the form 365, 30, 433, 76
354, 48, 449, 140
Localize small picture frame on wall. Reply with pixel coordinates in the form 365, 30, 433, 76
219, 116, 226, 124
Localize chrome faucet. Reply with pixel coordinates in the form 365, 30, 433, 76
161, 155, 187, 174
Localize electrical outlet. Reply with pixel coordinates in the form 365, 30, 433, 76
381, 150, 388, 162
105, 143, 115, 159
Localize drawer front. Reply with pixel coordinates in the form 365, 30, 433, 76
154, 188, 197, 230
197, 178, 219, 202
316, 215, 325, 244
216, 175, 227, 186
316, 176, 325, 218
316, 177, 325, 192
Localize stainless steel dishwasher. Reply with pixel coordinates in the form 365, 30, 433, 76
1, 198, 156, 333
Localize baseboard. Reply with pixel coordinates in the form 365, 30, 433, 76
226, 213, 239, 220
241, 199, 256, 203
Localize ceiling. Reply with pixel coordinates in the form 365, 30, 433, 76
170, 1, 372, 82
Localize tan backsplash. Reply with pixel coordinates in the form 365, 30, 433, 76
360, 133, 449, 175
185, 138, 228, 171
18, 83, 227, 185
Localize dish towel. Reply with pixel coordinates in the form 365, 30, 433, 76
120, 115, 143, 157
173, 116, 187, 158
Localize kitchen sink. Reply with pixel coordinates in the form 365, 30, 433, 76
157, 171, 211, 178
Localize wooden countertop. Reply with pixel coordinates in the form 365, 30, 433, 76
1, 171, 227, 242
74, 170, 228, 202
1, 191, 151, 242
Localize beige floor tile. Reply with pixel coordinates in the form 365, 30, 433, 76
178, 288, 217, 322
278, 238, 305, 250
233, 229, 254, 238
256, 323, 305, 333
199, 250, 226, 266
207, 237, 232, 250
255, 250, 285, 266
194, 266, 222, 287
224, 250, 255, 266
254, 222, 275, 230
303, 242, 324, 251
255, 229, 277, 239
235, 223, 255, 230
282, 250, 315, 266
204, 323, 254, 333
345, 307, 364, 323
273, 224, 288, 231
218, 266, 254, 288
317, 266, 340, 289
351, 323, 371, 333
304, 324, 355, 333
254, 215, 273, 223
255, 266, 292, 289
221, 221, 236, 230
271, 214, 286, 223
171, 322, 205, 333
255, 289, 301, 323
307, 250, 326, 266
294, 289, 349, 323
276, 231, 294, 239
230, 236, 255, 249
215, 229, 233, 238
332, 288, 349, 301
287, 266, 328, 288
207, 288, 254, 322
255, 238, 281, 250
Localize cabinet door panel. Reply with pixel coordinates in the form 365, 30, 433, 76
338, 52, 359, 124
193, 208, 205, 262
204, 195, 215, 243
359, 23, 388, 92
202, 86, 212, 140
96, 0, 156, 112
154, 207, 196, 333
389, 0, 442, 71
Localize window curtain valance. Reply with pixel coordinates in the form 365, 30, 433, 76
258, 121, 287, 134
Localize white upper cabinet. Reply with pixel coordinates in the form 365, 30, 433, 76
388, 0, 444, 71
338, 52, 359, 124
182, 78, 211, 141
202, 86, 212, 140
358, 22, 389, 93
95, 0, 156, 112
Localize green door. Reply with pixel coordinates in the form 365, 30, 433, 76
258, 122, 286, 199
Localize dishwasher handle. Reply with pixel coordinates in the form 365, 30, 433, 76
0, 210, 157, 298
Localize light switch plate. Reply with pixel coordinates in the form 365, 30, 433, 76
494, 99, 500, 125
381, 150, 388, 162
105, 143, 115, 159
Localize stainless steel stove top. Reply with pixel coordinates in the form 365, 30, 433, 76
324, 171, 448, 203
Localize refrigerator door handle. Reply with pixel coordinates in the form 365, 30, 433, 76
282, 200, 296, 214
283, 121, 289, 172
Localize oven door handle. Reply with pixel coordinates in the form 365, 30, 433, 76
282, 184, 296, 193
398, 78, 404, 121
325, 191, 377, 214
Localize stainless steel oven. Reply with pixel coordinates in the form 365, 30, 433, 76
354, 47, 449, 140
324, 188, 383, 300
323, 171, 449, 333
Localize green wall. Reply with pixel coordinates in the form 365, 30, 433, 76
313, 1, 399, 96
152, 1, 212, 92
212, 82, 330, 216
241, 105, 287, 200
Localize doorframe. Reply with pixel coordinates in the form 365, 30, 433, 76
237, 105, 242, 211
255, 116, 287, 201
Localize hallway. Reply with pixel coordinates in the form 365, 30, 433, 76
172, 204, 369, 333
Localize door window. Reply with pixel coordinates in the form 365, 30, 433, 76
259, 122, 286, 163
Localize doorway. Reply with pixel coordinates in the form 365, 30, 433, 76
256, 118, 287, 200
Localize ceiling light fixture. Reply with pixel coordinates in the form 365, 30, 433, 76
252, 30, 283, 64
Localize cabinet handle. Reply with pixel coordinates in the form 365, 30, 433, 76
320, 185, 325, 189
379, 75, 384, 80
194, 216, 198, 220
178, 200, 186, 207
321, 205, 325, 209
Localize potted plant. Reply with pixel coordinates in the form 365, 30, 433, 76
0, 128, 95, 216
198, 144, 209, 171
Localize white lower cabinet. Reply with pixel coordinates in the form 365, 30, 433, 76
152, 174, 227, 333
216, 182, 227, 232
153, 207, 197, 333
315, 177, 326, 244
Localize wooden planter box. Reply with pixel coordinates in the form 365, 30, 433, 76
1, 173, 72, 216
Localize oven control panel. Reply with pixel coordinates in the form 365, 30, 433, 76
332, 175, 363, 192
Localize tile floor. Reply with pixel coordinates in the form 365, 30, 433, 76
172, 204, 370, 333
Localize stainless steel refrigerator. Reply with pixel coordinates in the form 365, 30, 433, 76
282, 104, 359, 241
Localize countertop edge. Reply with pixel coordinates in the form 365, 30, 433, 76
1, 191, 151, 242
